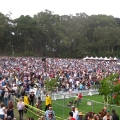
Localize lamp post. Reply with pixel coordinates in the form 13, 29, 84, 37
11, 45, 14, 56
42, 57, 46, 72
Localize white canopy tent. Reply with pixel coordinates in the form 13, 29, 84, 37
83, 56, 118, 61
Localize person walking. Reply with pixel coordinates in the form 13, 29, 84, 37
17, 98, 25, 120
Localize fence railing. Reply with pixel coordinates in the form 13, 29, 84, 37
11, 89, 120, 119
40, 89, 99, 101
39, 89, 120, 118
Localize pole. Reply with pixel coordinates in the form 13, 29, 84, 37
63, 94, 65, 118
92, 100, 94, 112
45, 61, 46, 72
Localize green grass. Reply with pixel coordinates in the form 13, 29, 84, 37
42, 95, 119, 119
27, 95, 104, 119
14, 95, 120, 119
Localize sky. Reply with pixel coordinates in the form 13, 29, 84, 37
0, 0, 120, 19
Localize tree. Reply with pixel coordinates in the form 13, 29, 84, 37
99, 74, 119, 105
44, 78, 59, 93
0, 12, 12, 54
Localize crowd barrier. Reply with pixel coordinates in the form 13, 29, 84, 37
12, 89, 120, 119
40, 89, 99, 101
14, 97, 67, 120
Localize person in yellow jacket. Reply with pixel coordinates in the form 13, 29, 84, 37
24, 93, 29, 113
45, 93, 52, 111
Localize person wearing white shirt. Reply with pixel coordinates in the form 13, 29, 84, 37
0, 103, 6, 120
103, 111, 113, 120
71, 106, 79, 120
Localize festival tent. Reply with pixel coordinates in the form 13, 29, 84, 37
114, 57, 118, 61
104, 57, 110, 61
83, 56, 119, 61
95, 56, 98, 60
99, 57, 104, 60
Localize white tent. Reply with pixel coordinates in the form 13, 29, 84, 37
83, 56, 89, 60
90, 56, 94, 60
95, 56, 98, 60
99, 57, 103, 60
104, 57, 110, 61
114, 57, 118, 61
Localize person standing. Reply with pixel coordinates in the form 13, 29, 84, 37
20, 88, 25, 99
4, 87, 9, 107
46, 111, 56, 120
7, 101, 14, 119
103, 111, 113, 120
24, 94, 29, 113
68, 111, 76, 120
71, 106, 79, 120
29, 92, 35, 106
111, 109, 119, 120
0, 89, 2, 103
45, 94, 52, 111
74, 94, 79, 106
78, 93, 82, 103
17, 98, 25, 120
45, 106, 55, 119
78, 112, 84, 120
0, 103, 6, 120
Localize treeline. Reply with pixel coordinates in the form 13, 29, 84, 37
0, 10, 120, 58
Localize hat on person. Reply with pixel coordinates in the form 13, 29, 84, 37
79, 112, 85, 116
71, 105, 75, 108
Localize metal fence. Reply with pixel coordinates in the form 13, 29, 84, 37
39, 89, 120, 118
40, 89, 99, 101
10, 89, 120, 119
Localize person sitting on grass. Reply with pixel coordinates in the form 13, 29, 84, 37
67, 100, 74, 107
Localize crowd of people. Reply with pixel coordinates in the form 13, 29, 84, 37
0, 56, 120, 120
67, 106, 119, 120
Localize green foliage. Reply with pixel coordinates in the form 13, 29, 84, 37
1, 11, 120, 57
99, 74, 119, 104
44, 78, 59, 92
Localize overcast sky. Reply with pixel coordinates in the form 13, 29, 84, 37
0, 0, 120, 19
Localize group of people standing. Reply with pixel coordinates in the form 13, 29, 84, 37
68, 106, 119, 120
0, 57, 120, 120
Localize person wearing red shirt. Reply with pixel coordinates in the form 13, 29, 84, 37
78, 93, 82, 103
68, 111, 76, 120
